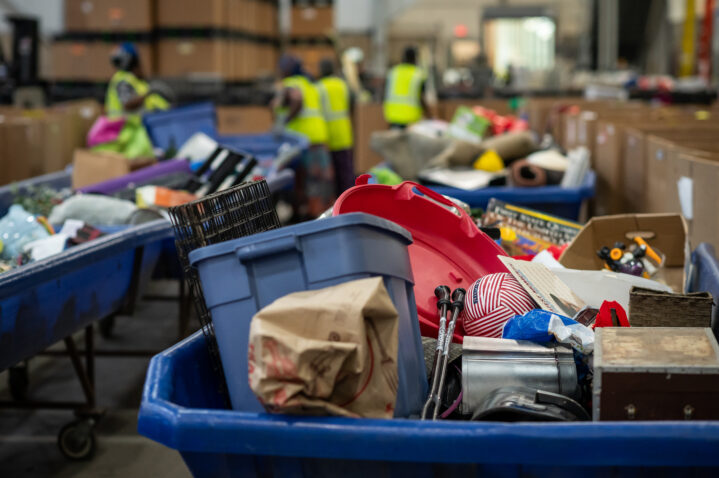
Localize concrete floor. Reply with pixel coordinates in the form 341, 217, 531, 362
0, 281, 193, 478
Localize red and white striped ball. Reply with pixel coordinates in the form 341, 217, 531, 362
463, 272, 536, 338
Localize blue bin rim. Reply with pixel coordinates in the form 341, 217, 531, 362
0, 219, 172, 297
188, 213, 413, 267
142, 101, 216, 124
430, 169, 596, 200
138, 330, 719, 467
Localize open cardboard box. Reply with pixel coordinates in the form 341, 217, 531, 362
72, 149, 155, 189
559, 213, 689, 293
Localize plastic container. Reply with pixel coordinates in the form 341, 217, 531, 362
142, 102, 217, 152
428, 170, 596, 220
0, 220, 171, 371
138, 329, 719, 478
0, 168, 72, 216
689, 243, 719, 337
189, 213, 427, 416
332, 179, 508, 342
216, 132, 309, 172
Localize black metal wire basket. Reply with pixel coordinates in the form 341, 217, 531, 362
168, 179, 280, 402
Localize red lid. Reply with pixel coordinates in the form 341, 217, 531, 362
333, 176, 508, 342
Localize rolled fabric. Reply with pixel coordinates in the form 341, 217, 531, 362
510, 159, 547, 187
480, 131, 537, 162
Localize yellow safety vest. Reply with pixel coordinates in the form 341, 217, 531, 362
383, 63, 424, 125
317, 76, 353, 151
281, 75, 328, 145
105, 70, 169, 117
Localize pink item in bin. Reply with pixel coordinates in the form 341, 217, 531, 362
87, 115, 126, 147
332, 175, 509, 343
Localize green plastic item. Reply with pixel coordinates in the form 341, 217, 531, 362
370, 167, 403, 185
449, 106, 491, 141
92, 116, 154, 159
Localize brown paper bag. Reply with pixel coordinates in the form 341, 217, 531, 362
248, 277, 400, 418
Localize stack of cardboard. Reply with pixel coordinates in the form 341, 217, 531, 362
155, 0, 279, 80
287, 1, 334, 77
50, 0, 279, 82
0, 100, 102, 186
50, 0, 156, 81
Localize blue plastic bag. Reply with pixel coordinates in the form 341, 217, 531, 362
502, 309, 577, 343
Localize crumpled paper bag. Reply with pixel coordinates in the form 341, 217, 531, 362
248, 277, 400, 418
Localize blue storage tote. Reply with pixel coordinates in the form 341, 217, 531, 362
189, 213, 427, 417
689, 242, 719, 336
138, 329, 719, 478
143, 102, 217, 152
428, 170, 596, 220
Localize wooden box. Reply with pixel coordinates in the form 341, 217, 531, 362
593, 327, 719, 421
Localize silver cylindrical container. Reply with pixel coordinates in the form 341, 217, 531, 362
461, 336, 579, 415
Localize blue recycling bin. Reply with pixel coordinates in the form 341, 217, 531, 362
138, 329, 719, 478
428, 170, 596, 220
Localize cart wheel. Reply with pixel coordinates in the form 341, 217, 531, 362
99, 315, 115, 339
8, 363, 29, 401
57, 419, 96, 461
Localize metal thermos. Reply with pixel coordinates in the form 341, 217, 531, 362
461, 336, 579, 415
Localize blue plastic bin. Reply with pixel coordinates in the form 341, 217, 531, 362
143, 102, 217, 152
428, 170, 596, 220
0, 168, 72, 216
217, 132, 309, 173
0, 220, 171, 371
189, 213, 427, 416
689, 243, 719, 336
138, 329, 719, 477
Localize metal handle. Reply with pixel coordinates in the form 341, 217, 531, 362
235, 235, 300, 262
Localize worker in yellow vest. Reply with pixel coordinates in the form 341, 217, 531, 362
271, 55, 334, 219
317, 58, 355, 195
106, 43, 169, 117
383, 46, 431, 128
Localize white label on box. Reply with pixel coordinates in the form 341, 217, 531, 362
678, 176, 693, 220
656, 149, 664, 160
608, 125, 615, 135
81, 1, 93, 14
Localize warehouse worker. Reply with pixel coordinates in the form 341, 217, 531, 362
317, 58, 355, 195
383, 46, 431, 129
106, 42, 169, 117
272, 55, 334, 219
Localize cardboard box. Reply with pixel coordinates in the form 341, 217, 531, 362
216, 106, 273, 135
156, 0, 229, 28
51, 99, 103, 150
0, 117, 41, 185
49, 41, 154, 81
353, 103, 386, 175
688, 154, 719, 248
65, 0, 154, 32
559, 213, 689, 293
290, 5, 333, 36
156, 38, 230, 78
288, 43, 335, 77
72, 149, 156, 189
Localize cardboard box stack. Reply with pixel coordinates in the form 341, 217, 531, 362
50, 0, 279, 82
288, 0, 334, 78
0, 100, 102, 185
51, 0, 156, 81
547, 98, 719, 249
156, 0, 279, 80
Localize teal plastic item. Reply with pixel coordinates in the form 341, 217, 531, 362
189, 213, 427, 417
0, 204, 50, 260
138, 329, 719, 478
0, 219, 171, 371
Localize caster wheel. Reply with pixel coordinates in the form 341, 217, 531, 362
99, 315, 116, 339
57, 419, 97, 461
8, 363, 29, 401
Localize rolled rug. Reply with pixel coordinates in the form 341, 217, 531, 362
509, 159, 547, 187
